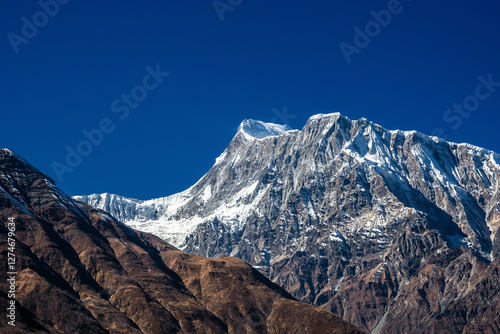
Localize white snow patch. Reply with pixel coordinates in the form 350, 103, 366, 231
214, 151, 227, 165
201, 184, 212, 201
238, 119, 294, 140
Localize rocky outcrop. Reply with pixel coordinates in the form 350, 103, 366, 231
76, 114, 500, 333
0, 148, 361, 334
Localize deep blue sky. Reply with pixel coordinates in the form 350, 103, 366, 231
1, 1, 499, 199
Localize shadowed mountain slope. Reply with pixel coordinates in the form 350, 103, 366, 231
0, 148, 362, 334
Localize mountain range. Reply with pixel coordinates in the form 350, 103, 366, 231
76, 113, 500, 333
0, 148, 361, 333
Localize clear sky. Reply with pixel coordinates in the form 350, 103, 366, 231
1, 1, 499, 199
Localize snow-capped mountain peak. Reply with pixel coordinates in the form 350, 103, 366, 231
237, 119, 294, 139
74, 113, 500, 332
75, 113, 500, 256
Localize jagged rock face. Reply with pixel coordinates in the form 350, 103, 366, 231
0, 149, 362, 334
75, 114, 500, 333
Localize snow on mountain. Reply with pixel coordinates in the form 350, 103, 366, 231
74, 119, 298, 246
2, 148, 362, 334
238, 119, 294, 139
74, 113, 500, 333
74, 114, 500, 255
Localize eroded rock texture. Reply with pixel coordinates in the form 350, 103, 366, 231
0, 148, 361, 334
76, 114, 500, 333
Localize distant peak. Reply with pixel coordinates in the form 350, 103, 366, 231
237, 119, 294, 139
308, 112, 344, 120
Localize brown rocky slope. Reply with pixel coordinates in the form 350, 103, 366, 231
0, 148, 362, 333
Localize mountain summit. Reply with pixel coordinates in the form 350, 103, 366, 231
76, 113, 500, 333
237, 119, 294, 139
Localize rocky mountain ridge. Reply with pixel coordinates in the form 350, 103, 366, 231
76, 113, 500, 333
0, 148, 361, 334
